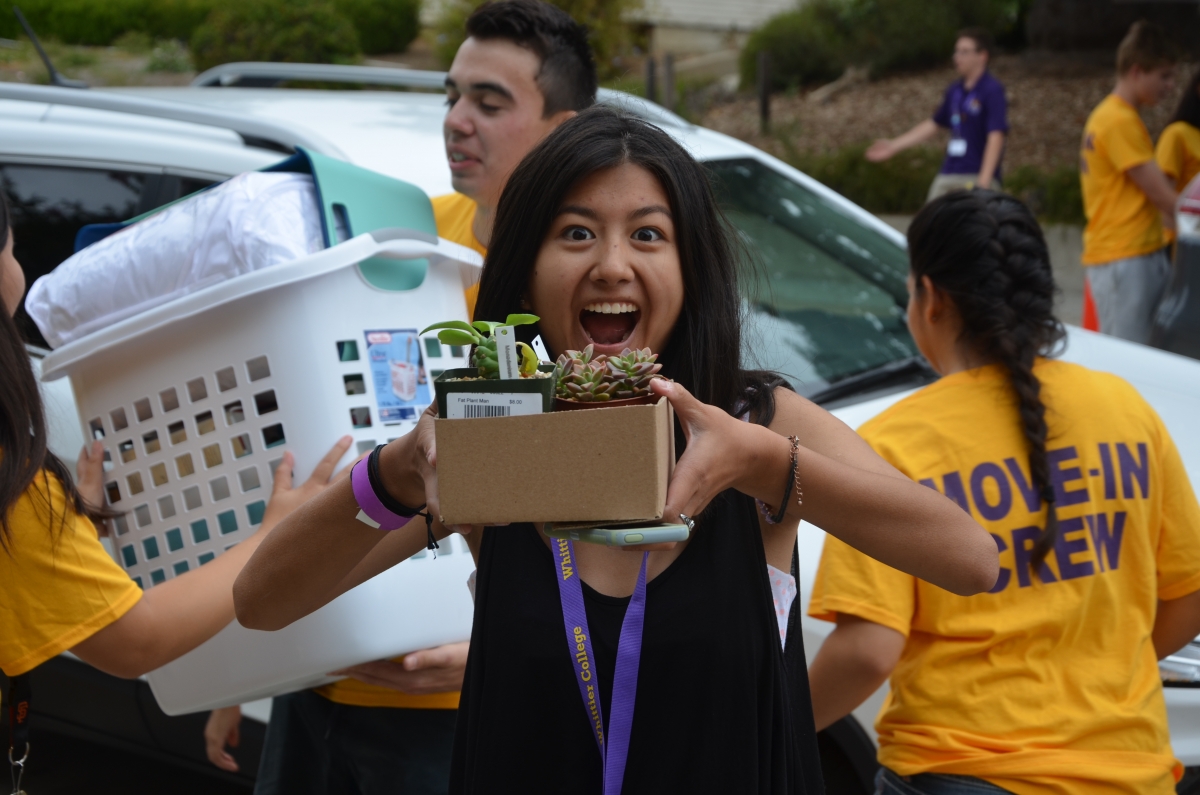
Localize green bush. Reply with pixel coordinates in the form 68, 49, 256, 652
742, 0, 1025, 90
787, 142, 943, 214
0, 0, 214, 45
738, 1, 848, 91
434, 0, 642, 79
1004, 165, 1085, 225
0, 0, 418, 57
334, 0, 420, 54
190, 0, 361, 74
785, 140, 1085, 222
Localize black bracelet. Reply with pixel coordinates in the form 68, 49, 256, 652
367, 444, 425, 518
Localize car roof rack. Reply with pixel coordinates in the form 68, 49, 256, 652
192, 61, 448, 90
0, 82, 346, 158
189, 61, 689, 129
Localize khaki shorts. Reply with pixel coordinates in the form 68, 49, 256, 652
926, 174, 1001, 203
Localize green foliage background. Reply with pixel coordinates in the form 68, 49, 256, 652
781, 140, 1084, 222
741, 0, 1029, 90
190, 0, 362, 73
0, 0, 420, 56
433, 0, 643, 79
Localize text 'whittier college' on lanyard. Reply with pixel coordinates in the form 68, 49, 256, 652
553, 538, 648, 795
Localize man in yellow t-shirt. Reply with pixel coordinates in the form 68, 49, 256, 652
1079, 21, 1179, 344
216, 3, 597, 793
808, 359, 1200, 794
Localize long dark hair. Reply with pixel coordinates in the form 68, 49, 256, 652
908, 190, 1066, 570
474, 105, 785, 428
0, 193, 108, 549
1171, 65, 1200, 130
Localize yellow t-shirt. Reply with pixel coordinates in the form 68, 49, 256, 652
809, 359, 1200, 795
433, 191, 487, 320
1080, 95, 1164, 264
0, 472, 142, 676
1156, 121, 1200, 243
316, 192, 485, 710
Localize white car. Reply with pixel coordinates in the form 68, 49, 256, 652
5, 64, 1200, 792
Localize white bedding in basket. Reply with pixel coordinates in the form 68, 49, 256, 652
26, 172, 325, 349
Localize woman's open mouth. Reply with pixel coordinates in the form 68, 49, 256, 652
579, 302, 640, 348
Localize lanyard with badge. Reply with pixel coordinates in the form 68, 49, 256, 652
948, 81, 979, 159
552, 537, 647, 795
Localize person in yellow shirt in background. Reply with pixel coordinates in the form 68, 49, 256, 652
807, 189, 1200, 795
1156, 65, 1200, 245
0, 195, 351, 792
204, 3, 598, 792
1079, 21, 1179, 344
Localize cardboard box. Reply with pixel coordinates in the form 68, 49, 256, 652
435, 395, 675, 525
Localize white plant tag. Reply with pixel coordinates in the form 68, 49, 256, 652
495, 325, 519, 379
446, 393, 542, 419
532, 334, 551, 363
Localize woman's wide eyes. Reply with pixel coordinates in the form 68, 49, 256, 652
561, 226, 663, 242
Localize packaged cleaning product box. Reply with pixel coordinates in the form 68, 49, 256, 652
434, 396, 675, 526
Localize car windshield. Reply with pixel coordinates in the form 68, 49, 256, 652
706, 158, 919, 398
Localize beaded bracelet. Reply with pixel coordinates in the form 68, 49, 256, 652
757, 435, 804, 525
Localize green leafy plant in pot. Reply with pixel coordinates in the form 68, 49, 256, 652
555, 345, 664, 411
422, 314, 557, 416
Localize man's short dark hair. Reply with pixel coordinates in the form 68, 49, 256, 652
1116, 20, 1178, 76
957, 27, 994, 58
466, 0, 597, 116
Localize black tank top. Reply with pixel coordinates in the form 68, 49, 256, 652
449, 490, 825, 794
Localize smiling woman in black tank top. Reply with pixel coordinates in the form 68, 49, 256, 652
232, 107, 999, 794
450, 106, 997, 793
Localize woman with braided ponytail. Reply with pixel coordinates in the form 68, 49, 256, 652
807, 190, 1200, 795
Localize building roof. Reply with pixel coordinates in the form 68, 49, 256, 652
632, 0, 796, 31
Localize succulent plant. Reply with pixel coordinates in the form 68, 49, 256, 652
556, 345, 663, 402
420, 314, 541, 379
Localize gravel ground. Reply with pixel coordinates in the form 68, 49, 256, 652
702, 52, 1196, 173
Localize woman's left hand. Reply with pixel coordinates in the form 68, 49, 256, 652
649, 379, 755, 529
75, 439, 106, 512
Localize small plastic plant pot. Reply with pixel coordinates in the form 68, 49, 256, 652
554, 394, 659, 412
435, 363, 558, 417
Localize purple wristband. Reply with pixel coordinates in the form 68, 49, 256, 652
351, 458, 410, 531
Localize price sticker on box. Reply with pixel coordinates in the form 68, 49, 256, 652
445, 393, 544, 419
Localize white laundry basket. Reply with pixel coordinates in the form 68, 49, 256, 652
41, 230, 483, 715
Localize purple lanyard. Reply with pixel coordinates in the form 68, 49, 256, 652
951, 82, 979, 135
552, 538, 648, 795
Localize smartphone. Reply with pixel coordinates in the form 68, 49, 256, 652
543, 523, 691, 547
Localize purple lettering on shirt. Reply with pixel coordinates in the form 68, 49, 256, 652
1048, 446, 1089, 507
1116, 443, 1150, 499
1052, 516, 1094, 580
989, 533, 1011, 594
1098, 442, 1117, 500
1005, 457, 1041, 513
1011, 525, 1058, 587
1085, 511, 1126, 572
970, 462, 1013, 521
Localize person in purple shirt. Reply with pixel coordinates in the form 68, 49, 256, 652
866, 28, 1009, 203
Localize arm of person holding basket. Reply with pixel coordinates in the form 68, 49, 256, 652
71, 437, 354, 677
